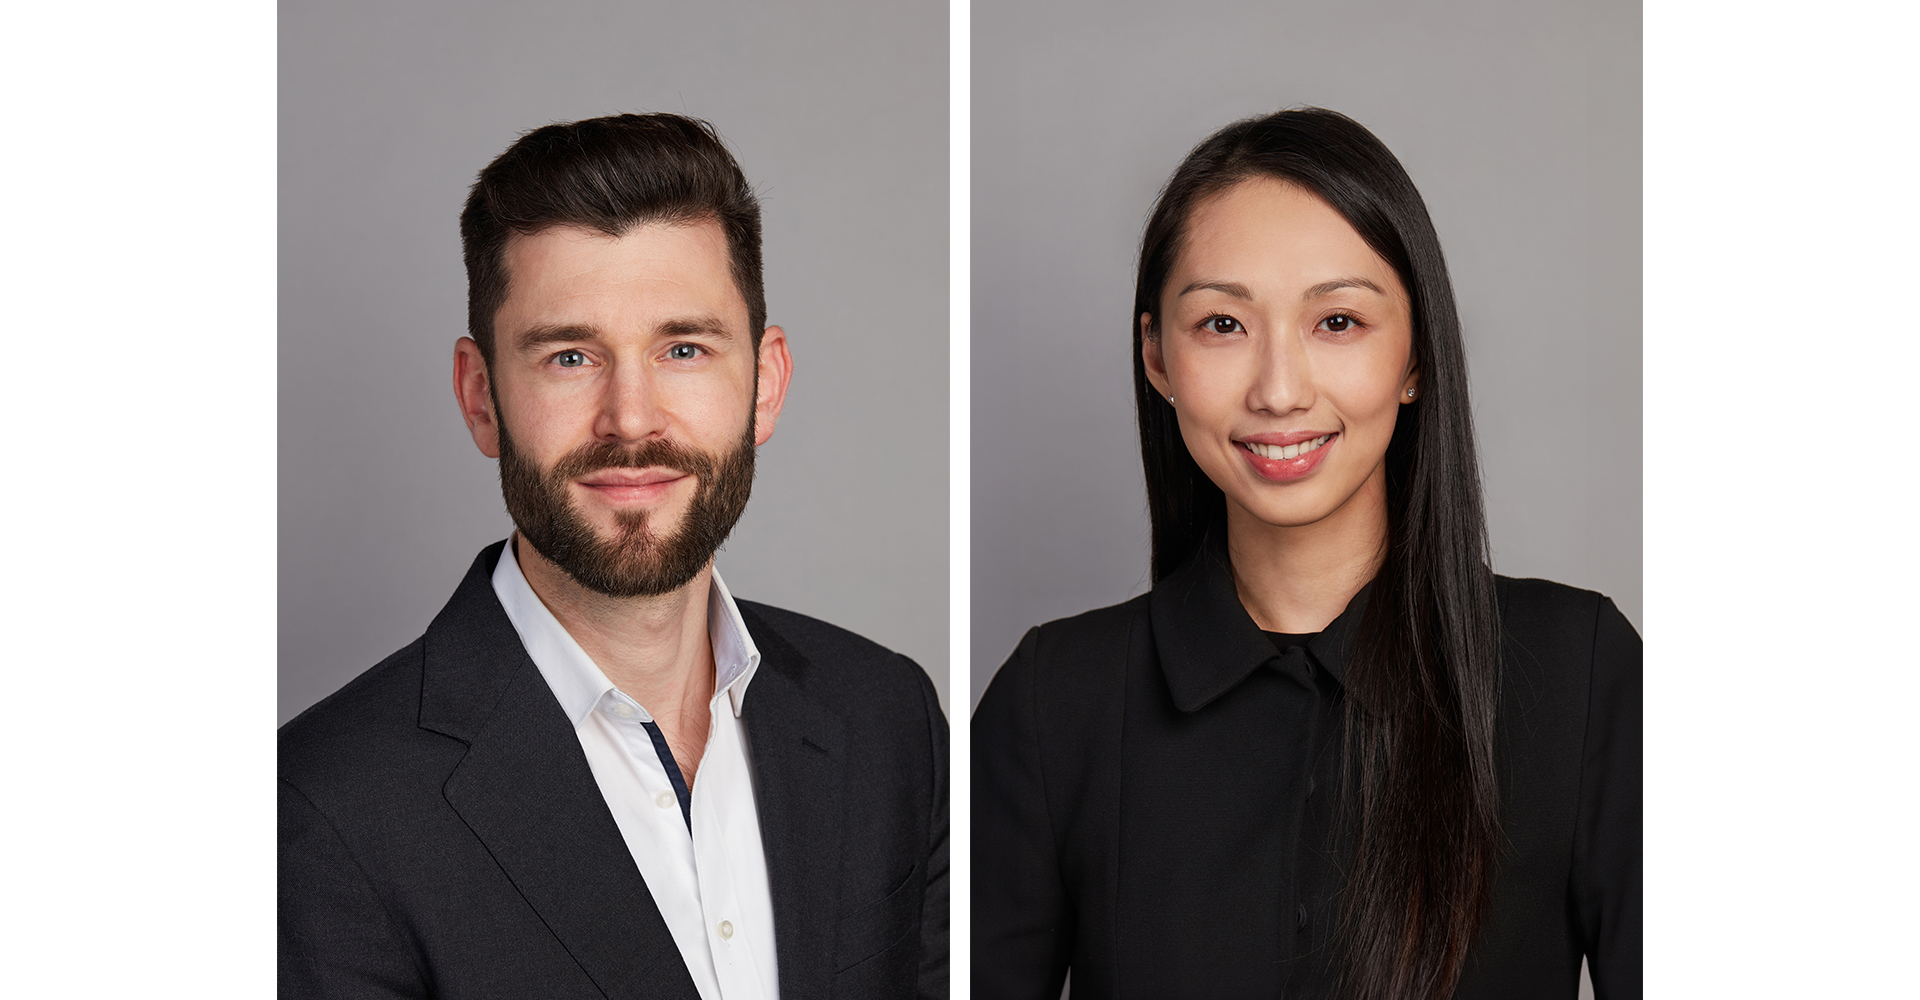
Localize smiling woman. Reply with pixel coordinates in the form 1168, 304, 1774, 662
972, 109, 1643, 1000
1143, 178, 1420, 617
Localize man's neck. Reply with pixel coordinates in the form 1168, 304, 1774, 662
512, 535, 717, 782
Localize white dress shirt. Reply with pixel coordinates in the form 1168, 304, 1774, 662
492, 540, 779, 1000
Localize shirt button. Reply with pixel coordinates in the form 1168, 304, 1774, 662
656, 790, 676, 809
611, 703, 635, 719
719, 920, 734, 939
1297, 903, 1309, 930
1307, 775, 1316, 799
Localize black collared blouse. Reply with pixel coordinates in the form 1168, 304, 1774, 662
972, 538, 1641, 999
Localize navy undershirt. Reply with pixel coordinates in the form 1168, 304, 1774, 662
637, 719, 694, 831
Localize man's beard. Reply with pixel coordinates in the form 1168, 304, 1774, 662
497, 420, 757, 599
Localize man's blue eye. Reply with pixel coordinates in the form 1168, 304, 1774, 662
556, 350, 586, 368
668, 344, 700, 360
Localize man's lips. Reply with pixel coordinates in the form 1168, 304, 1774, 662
575, 468, 692, 503
577, 468, 690, 489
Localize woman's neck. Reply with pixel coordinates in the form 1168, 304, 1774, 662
1225, 465, 1389, 633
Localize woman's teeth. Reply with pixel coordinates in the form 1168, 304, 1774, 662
1245, 435, 1330, 461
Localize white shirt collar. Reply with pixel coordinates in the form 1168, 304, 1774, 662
491, 537, 762, 725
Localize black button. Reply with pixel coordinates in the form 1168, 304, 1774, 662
1297, 903, 1309, 930
1307, 775, 1316, 798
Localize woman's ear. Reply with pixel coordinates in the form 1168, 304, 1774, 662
1401, 363, 1422, 404
1141, 312, 1174, 402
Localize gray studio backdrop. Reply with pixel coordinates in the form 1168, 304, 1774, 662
280, 0, 948, 726
972, 0, 1642, 712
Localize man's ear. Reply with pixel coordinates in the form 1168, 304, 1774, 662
1140, 313, 1174, 402
454, 337, 501, 458
752, 325, 793, 447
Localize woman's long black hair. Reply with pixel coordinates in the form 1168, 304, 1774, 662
1133, 108, 1502, 1000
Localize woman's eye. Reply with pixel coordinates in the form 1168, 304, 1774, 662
667, 343, 702, 361
1204, 316, 1242, 335
555, 350, 587, 368
1319, 314, 1356, 334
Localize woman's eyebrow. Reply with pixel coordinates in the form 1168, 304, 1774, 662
1302, 277, 1385, 300
1177, 279, 1253, 300
1177, 277, 1386, 302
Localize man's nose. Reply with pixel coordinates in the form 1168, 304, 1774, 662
593, 360, 668, 444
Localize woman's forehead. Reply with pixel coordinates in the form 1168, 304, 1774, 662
1172, 177, 1401, 295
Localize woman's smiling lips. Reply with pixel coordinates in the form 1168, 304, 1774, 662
1236, 431, 1337, 482
576, 468, 692, 505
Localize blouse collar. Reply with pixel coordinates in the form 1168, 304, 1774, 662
1148, 527, 1369, 713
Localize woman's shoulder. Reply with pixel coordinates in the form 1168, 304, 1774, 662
1024, 592, 1152, 654
996, 593, 1152, 682
1492, 575, 1637, 644
1491, 575, 1641, 702
976, 594, 1150, 722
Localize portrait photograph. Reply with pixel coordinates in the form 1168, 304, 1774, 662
274, 2, 951, 997
278, 0, 952, 726
7, 0, 1920, 997
968, 0, 1640, 997
969, 0, 1641, 707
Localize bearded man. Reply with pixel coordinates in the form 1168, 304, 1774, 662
278, 114, 947, 1000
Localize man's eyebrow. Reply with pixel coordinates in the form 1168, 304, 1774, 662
514, 324, 598, 351
511, 316, 737, 351
1301, 276, 1385, 300
657, 316, 735, 341
1177, 280, 1254, 300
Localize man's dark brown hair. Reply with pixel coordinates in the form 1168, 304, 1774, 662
460, 113, 766, 362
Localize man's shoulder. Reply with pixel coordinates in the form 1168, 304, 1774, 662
736, 599, 907, 665
281, 635, 421, 740
281, 543, 520, 786
278, 636, 461, 799
734, 599, 942, 719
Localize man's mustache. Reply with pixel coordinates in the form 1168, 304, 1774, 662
546, 439, 716, 481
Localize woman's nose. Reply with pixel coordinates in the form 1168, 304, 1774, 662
1247, 331, 1315, 415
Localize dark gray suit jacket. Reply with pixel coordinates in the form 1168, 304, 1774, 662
280, 542, 948, 999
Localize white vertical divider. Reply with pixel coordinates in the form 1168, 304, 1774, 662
948, 0, 973, 995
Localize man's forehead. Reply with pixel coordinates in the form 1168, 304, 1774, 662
504, 218, 728, 268
497, 219, 748, 335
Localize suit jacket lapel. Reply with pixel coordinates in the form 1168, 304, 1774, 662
420, 543, 702, 1000
738, 606, 849, 1000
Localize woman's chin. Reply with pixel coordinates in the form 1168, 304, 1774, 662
1222, 490, 1343, 532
